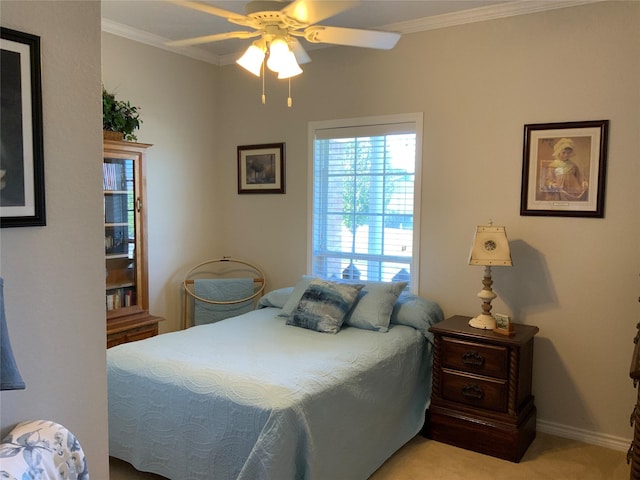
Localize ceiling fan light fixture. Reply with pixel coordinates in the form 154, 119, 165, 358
277, 51, 302, 79
266, 37, 291, 73
236, 42, 265, 76
168, 0, 404, 108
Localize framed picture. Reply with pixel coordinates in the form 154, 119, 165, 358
520, 120, 608, 218
0, 28, 46, 228
493, 313, 515, 336
237, 143, 285, 194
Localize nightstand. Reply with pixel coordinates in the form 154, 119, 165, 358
425, 315, 539, 462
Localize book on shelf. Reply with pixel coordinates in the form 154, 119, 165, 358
105, 226, 128, 255
103, 162, 126, 191
106, 287, 136, 311
104, 193, 128, 224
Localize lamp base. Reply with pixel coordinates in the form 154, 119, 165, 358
469, 314, 496, 330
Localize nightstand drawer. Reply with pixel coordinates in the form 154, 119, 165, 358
441, 337, 509, 379
442, 369, 508, 412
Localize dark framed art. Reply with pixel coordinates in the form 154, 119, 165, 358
0, 27, 45, 227
520, 120, 608, 218
237, 143, 285, 194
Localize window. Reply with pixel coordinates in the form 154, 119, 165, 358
308, 114, 422, 290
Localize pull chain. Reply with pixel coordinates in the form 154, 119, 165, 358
261, 62, 266, 104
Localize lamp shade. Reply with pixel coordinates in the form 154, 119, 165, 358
236, 43, 265, 77
277, 50, 303, 79
0, 278, 25, 390
266, 37, 291, 73
469, 225, 512, 267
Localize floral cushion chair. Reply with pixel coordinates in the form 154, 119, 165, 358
0, 420, 89, 480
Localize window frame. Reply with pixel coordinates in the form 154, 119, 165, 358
307, 113, 423, 292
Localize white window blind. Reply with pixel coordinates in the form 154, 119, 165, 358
309, 114, 422, 289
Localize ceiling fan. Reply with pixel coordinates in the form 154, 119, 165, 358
166, 0, 401, 97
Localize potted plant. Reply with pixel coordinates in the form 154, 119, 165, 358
102, 88, 142, 141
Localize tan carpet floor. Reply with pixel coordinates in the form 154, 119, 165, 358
110, 432, 629, 479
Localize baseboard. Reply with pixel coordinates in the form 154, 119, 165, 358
537, 419, 631, 452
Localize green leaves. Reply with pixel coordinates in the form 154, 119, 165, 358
102, 88, 142, 141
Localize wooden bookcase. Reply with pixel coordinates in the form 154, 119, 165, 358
103, 139, 162, 347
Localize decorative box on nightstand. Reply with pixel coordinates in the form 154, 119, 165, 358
424, 315, 539, 462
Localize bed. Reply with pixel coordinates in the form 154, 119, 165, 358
107, 276, 444, 480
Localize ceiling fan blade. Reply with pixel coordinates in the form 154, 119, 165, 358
304, 26, 400, 50
166, 0, 249, 24
289, 37, 311, 64
281, 0, 360, 26
167, 31, 260, 47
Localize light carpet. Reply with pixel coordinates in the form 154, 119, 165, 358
110, 432, 629, 479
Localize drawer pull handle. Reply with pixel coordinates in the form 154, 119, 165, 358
462, 351, 485, 367
461, 383, 484, 400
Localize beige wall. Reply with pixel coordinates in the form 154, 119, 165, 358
212, 1, 640, 442
0, 1, 108, 478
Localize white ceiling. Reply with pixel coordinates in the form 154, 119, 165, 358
101, 0, 599, 65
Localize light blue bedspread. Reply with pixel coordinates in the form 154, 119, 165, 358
108, 307, 434, 480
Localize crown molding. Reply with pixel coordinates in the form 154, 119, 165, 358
101, 18, 221, 65
102, 1, 605, 66
384, 0, 604, 34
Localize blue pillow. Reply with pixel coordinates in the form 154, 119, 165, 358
278, 275, 315, 318
286, 279, 364, 334
389, 292, 444, 342
280, 275, 410, 333
343, 281, 408, 332
257, 287, 294, 309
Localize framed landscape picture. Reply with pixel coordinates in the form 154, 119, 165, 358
237, 143, 285, 194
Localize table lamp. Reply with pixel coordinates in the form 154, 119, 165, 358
0, 278, 25, 390
468, 223, 513, 329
